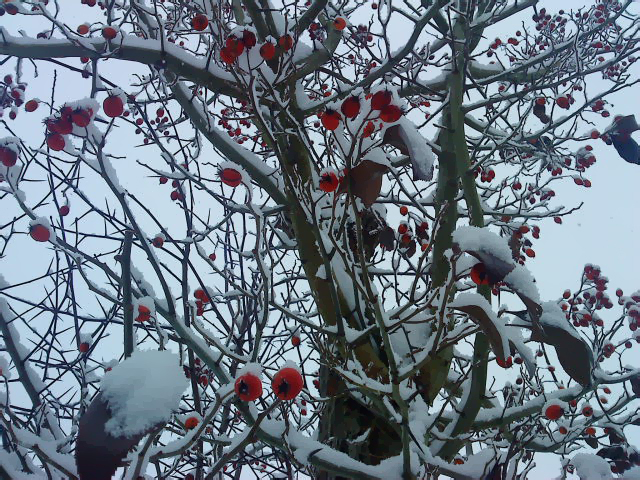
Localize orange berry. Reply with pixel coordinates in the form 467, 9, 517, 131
333, 17, 347, 30
184, 416, 199, 430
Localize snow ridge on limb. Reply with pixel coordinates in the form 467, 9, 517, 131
0, 29, 241, 99
171, 81, 286, 205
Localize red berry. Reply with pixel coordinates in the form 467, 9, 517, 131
47, 116, 73, 135
340, 96, 360, 118
103, 95, 124, 118
0, 146, 17, 167
292, 336, 301, 347
555, 96, 570, 109
272, 367, 303, 400
259, 42, 276, 60
220, 46, 236, 64
470, 263, 490, 285
191, 14, 208, 31
582, 405, 593, 417
554, 216, 562, 224
333, 17, 347, 30
159, 176, 168, 184
242, 30, 257, 48
209, 253, 216, 261
47, 134, 65, 151
136, 304, 151, 322
223, 37, 243, 58
184, 416, 199, 430
102, 26, 117, 40
399, 206, 408, 215
362, 121, 375, 138
72, 109, 91, 127
319, 172, 339, 192
321, 110, 341, 130
153, 236, 164, 248
371, 90, 392, 110
536, 97, 546, 105
24, 99, 39, 112
379, 104, 402, 122
235, 373, 263, 401
278, 34, 294, 51
398, 224, 408, 234
79, 342, 90, 353
496, 356, 513, 368
59, 205, 70, 216
545, 404, 564, 420
30, 224, 50, 242
219, 168, 242, 187
525, 248, 535, 258
559, 426, 568, 434
77, 24, 89, 35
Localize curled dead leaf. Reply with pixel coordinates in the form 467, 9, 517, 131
383, 122, 435, 181
337, 159, 389, 208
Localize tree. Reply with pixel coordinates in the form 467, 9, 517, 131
0, 0, 639, 477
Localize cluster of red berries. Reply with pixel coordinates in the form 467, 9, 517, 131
350, 24, 373, 46
476, 167, 495, 183
218, 30, 296, 65
194, 288, 210, 316
220, 31, 256, 64
133, 107, 172, 144
234, 367, 304, 402
1, 74, 29, 120
40, 95, 122, 151
532, 8, 568, 33
321, 90, 402, 131
183, 358, 212, 387
158, 174, 186, 202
